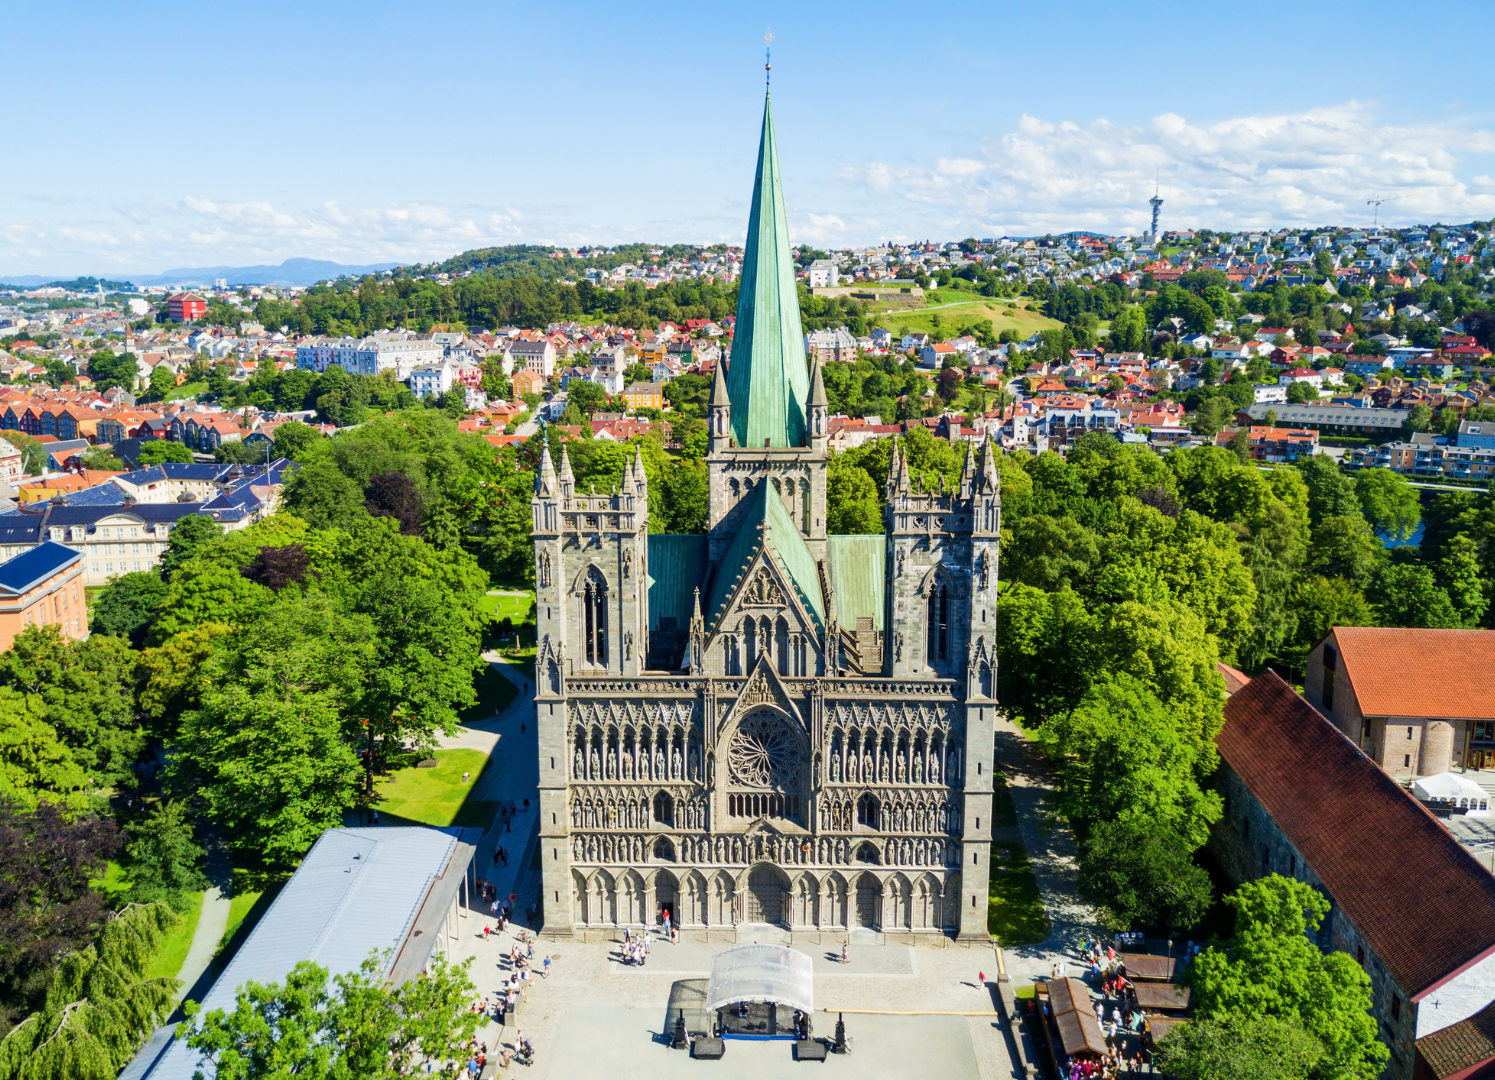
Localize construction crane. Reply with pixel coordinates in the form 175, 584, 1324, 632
1367, 195, 1404, 229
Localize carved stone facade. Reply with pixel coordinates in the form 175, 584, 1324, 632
531, 91, 996, 941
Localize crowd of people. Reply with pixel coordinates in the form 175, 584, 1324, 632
1048, 935, 1200, 1079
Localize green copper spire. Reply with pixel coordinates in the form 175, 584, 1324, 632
727, 91, 809, 449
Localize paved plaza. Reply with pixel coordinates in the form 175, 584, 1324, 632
445, 919, 1016, 1079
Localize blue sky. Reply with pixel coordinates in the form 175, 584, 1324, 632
6, 0, 1495, 276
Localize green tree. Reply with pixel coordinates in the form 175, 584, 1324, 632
1155, 1015, 1324, 1080
281, 458, 366, 531
0, 688, 92, 812
1307, 515, 1384, 589
139, 624, 232, 742
1286, 380, 1319, 404
996, 585, 1095, 729
1003, 515, 1100, 593
1037, 673, 1221, 844
89, 570, 168, 642
145, 363, 178, 402
1403, 402, 1434, 434
1283, 576, 1376, 671
1076, 816, 1213, 933
1191, 397, 1232, 436
1369, 563, 1461, 629
159, 514, 224, 580
271, 420, 322, 461
186, 951, 479, 1080
169, 594, 374, 866
0, 628, 143, 789
1436, 535, 1490, 627
1188, 876, 1388, 1080
1354, 468, 1420, 541
826, 455, 882, 534
148, 563, 273, 642
0, 902, 179, 1080
1297, 456, 1360, 527
135, 439, 195, 466
78, 446, 124, 471
123, 800, 206, 911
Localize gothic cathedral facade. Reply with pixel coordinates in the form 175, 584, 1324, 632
533, 92, 997, 941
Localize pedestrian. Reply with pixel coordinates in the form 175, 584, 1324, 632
492, 850, 500, 866
978, 970, 986, 985
483, 925, 491, 940
840, 940, 849, 965
543, 955, 551, 979
372, 809, 380, 826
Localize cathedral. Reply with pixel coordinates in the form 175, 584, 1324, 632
532, 90, 998, 941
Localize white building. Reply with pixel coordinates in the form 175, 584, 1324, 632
1254, 384, 1288, 404
807, 260, 839, 288
409, 362, 455, 400
295, 331, 444, 379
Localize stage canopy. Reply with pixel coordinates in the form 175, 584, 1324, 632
705, 943, 814, 1015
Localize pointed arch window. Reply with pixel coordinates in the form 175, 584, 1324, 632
583, 568, 609, 667
926, 578, 949, 668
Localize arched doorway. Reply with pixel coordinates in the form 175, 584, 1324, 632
746, 863, 785, 925
855, 873, 880, 929
655, 870, 678, 926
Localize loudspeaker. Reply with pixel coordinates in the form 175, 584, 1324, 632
692, 1037, 726, 1060
794, 1040, 828, 1062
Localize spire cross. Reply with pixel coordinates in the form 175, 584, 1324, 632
764, 28, 773, 86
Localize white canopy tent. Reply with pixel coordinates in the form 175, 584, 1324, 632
705, 943, 814, 1015
1414, 772, 1490, 817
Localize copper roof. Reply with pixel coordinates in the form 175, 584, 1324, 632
1417, 998, 1495, 1079
1047, 977, 1107, 1058
1332, 627, 1495, 720
1218, 671, 1495, 997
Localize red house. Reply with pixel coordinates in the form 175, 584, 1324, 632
166, 293, 207, 322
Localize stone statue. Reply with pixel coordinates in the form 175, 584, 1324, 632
590, 748, 601, 780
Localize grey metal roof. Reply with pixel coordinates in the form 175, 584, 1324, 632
134, 826, 466, 1080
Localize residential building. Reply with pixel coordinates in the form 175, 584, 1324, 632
1460, 421, 1495, 450
166, 293, 207, 322
295, 332, 443, 379
409, 363, 455, 400
511, 336, 557, 377
511, 369, 547, 398
1244, 425, 1318, 461
805, 328, 857, 365
1278, 367, 1324, 388
1253, 384, 1287, 404
1240, 402, 1406, 436
1305, 627, 1495, 776
807, 260, 839, 288
622, 381, 664, 410
919, 342, 958, 369
0, 541, 86, 649
1212, 670, 1495, 1080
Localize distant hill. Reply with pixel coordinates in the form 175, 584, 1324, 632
135, 258, 403, 287
0, 257, 403, 291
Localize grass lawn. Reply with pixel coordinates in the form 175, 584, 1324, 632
874, 295, 1062, 341
168, 381, 207, 400
373, 748, 497, 828
479, 591, 534, 623
145, 890, 205, 982
988, 840, 1050, 947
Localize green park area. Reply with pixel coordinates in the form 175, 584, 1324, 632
373, 747, 497, 828
144, 891, 205, 981
876, 289, 1062, 341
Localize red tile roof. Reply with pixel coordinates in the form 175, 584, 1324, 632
1333, 627, 1495, 720
1417, 998, 1495, 1078
1218, 671, 1495, 998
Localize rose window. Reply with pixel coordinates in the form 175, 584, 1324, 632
728, 713, 799, 789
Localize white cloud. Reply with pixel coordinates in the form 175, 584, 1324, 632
832, 101, 1495, 237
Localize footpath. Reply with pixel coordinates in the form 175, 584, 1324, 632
990, 716, 1099, 986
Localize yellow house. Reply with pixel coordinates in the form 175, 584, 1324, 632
623, 381, 665, 410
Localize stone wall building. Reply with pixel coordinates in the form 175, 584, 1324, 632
1304, 627, 1495, 778
531, 91, 995, 942
1212, 670, 1495, 1080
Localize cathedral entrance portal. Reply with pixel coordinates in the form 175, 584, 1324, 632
855, 874, 880, 929
746, 863, 785, 925
656, 873, 677, 925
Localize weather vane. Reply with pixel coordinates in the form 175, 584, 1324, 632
764, 28, 773, 86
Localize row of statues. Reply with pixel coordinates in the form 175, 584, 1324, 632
570, 831, 954, 869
